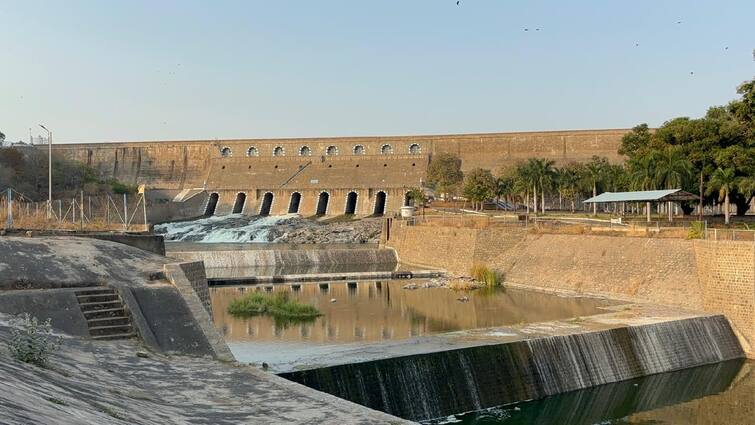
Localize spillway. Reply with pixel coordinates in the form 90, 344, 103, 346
280, 315, 744, 422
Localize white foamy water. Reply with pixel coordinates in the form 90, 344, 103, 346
155, 214, 298, 243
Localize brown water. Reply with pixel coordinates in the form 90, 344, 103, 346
210, 280, 614, 368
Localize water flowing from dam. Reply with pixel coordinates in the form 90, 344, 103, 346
280, 315, 744, 422
155, 214, 297, 243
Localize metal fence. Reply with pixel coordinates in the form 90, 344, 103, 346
1, 187, 148, 232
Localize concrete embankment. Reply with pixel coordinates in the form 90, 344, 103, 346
0, 312, 411, 425
385, 222, 755, 357
0, 236, 411, 424
168, 245, 398, 269
0, 236, 232, 360
281, 305, 744, 422
166, 244, 415, 283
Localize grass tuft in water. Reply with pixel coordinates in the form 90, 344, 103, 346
470, 264, 504, 287
228, 292, 322, 322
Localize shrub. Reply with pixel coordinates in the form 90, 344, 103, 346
470, 264, 504, 287
228, 292, 321, 321
8, 313, 61, 367
687, 221, 705, 239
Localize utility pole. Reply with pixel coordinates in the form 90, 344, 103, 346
699, 170, 704, 222
39, 124, 52, 219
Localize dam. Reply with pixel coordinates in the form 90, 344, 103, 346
50, 128, 627, 218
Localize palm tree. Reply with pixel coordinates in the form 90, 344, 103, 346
526, 158, 556, 214
629, 154, 657, 191
652, 146, 693, 190
652, 146, 693, 220
707, 167, 737, 224
583, 156, 609, 216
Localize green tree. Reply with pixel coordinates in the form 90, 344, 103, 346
526, 158, 556, 214
652, 146, 693, 190
619, 123, 653, 157
427, 153, 463, 198
707, 167, 737, 224
405, 187, 426, 207
462, 168, 496, 210
556, 163, 584, 212
0, 130, 6, 143
494, 172, 515, 208
582, 156, 610, 216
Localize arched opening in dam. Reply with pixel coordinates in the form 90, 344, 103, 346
374, 191, 386, 215
345, 192, 358, 214
288, 192, 301, 214
232, 192, 246, 214
259, 192, 274, 216
316, 192, 330, 215
204, 193, 219, 216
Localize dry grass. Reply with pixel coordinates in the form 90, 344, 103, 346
470, 264, 504, 287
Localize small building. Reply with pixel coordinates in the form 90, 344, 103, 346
583, 189, 698, 222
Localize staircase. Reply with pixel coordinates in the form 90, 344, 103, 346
75, 287, 136, 340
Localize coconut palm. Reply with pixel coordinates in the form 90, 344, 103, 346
652, 146, 693, 190
583, 156, 609, 216
707, 167, 737, 224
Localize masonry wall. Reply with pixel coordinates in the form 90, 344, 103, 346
694, 241, 755, 354
386, 221, 755, 356
49, 129, 626, 216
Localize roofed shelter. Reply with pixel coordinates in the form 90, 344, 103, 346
583, 189, 698, 222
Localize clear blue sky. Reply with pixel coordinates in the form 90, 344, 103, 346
1, 0, 754, 143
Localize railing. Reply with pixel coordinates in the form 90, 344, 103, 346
1, 187, 148, 232
704, 228, 755, 241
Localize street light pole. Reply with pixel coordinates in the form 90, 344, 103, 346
39, 124, 52, 219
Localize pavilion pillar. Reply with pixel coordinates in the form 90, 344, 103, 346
646, 201, 651, 223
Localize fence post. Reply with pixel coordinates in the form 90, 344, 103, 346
5, 188, 12, 230
123, 193, 128, 232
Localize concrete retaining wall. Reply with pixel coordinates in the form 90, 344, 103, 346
386, 222, 755, 356
170, 247, 398, 270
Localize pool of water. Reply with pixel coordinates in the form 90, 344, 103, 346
426, 359, 753, 425
210, 280, 614, 369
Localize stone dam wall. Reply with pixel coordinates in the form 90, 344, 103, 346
386, 222, 755, 356
281, 315, 743, 422
49, 129, 626, 216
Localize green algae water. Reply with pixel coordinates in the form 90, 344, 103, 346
425, 360, 753, 425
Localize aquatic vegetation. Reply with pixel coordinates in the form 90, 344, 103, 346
470, 264, 504, 287
228, 292, 322, 322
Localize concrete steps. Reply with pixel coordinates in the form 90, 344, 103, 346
75, 288, 136, 340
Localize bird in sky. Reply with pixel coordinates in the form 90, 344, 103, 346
456, 1, 459, 5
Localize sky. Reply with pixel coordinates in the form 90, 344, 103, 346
1, 0, 754, 144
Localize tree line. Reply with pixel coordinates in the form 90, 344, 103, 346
425, 78, 755, 223
0, 146, 137, 199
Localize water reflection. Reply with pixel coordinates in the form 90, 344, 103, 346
429, 359, 751, 425
211, 281, 613, 344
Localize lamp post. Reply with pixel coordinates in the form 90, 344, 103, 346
39, 124, 52, 219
